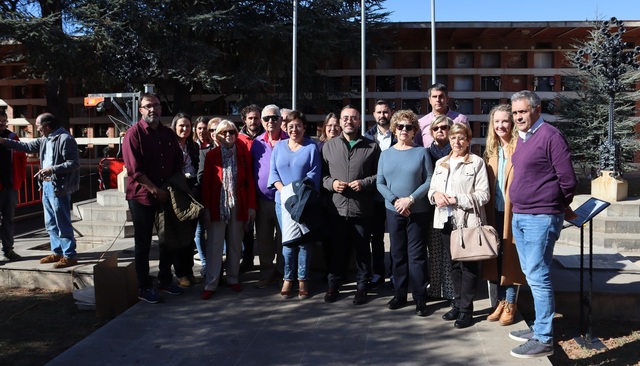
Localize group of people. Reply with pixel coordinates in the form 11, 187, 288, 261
0, 84, 577, 360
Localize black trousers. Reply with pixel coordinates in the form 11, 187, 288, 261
327, 215, 372, 289
442, 220, 478, 314
370, 201, 387, 277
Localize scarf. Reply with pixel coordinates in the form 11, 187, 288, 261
219, 144, 238, 222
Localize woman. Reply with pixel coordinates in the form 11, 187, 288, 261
194, 117, 222, 277
193, 116, 211, 149
428, 123, 490, 329
377, 110, 433, 317
483, 104, 526, 326
425, 115, 455, 301
200, 120, 257, 299
317, 113, 341, 150
268, 111, 321, 299
169, 113, 199, 287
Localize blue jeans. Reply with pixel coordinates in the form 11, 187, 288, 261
275, 202, 309, 281
512, 212, 563, 344
194, 220, 207, 273
42, 181, 76, 258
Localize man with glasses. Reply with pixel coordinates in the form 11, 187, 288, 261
0, 113, 79, 268
0, 111, 26, 262
508, 90, 577, 358
415, 83, 469, 147
238, 104, 264, 272
322, 105, 380, 305
251, 105, 288, 288
363, 100, 396, 290
122, 93, 184, 304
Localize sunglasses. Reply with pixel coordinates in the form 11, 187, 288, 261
432, 125, 450, 132
262, 115, 279, 122
219, 130, 237, 135
396, 124, 414, 131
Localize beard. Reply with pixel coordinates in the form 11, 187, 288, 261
143, 114, 160, 125
377, 117, 389, 126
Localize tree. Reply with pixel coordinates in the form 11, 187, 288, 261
555, 23, 640, 176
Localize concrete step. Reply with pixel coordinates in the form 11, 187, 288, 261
73, 220, 134, 238
558, 225, 640, 251
96, 189, 128, 207
592, 216, 640, 234
75, 201, 131, 223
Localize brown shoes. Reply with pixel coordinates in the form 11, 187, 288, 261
40, 254, 63, 264
53, 257, 78, 269
499, 302, 517, 326
487, 300, 506, 322
298, 280, 309, 300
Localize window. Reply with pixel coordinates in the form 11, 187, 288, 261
541, 100, 555, 114
435, 53, 448, 68
376, 76, 395, 92
505, 52, 527, 68
561, 76, 579, 91
453, 52, 473, 68
453, 76, 473, 91
480, 99, 500, 114
401, 99, 421, 114
376, 54, 394, 69
533, 76, 555, 91
480, 53, 500, 68
398, 52, 421, 68
533, 52, 553, 68
402, 76, 422, 91
454, 99, 474, 115
481, 76, 501, 91
350, 76, 361, 92
480, 122, 488, 138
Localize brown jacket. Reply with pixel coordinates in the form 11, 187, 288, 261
482, 151, 526, 285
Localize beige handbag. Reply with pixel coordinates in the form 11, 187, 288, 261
450, 197, 500, 262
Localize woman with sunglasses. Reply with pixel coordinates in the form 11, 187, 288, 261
425, 115, 456, 302
377, 110, 433, 317
200, 120, 256, 299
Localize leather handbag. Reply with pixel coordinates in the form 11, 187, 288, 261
450, 197, 500, 262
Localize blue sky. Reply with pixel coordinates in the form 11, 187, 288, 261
383, 0, 638, 22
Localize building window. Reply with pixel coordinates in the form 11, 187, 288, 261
480, 122, 488, 138
376, 76, 395, 92
561, 76, 579, 91
480, 53, 500, 68
376, 54, 394, 69
453, 52, 474, 68
402, 76, 422, 91
541, 100, 555, 114
454, 99, 474, 115
480, 99, 500, 114
398, 52, 421, 68
435, 53, 448, 68
481, 76, 501, 91
505, 52, 527, 68
350, 76, 361, 92
533, 76, 555, 91
533, 52, 554, 68
453, 76, 473, 91
401, 99, 421, 114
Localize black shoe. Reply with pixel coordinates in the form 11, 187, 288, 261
369, 275, 385, 290
353, 289, 367, 305
415, 299, 428, 317
324, 288, 339, 303
454, 313, 473, 329
387, 297, 407, 310
442, 307, 460, 321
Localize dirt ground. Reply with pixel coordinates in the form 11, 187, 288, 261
1, 287, 639, 365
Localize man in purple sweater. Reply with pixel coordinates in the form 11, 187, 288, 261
507, 90, 577, 359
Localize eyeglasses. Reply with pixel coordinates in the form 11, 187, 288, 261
219, 130, 237, 135
262, 115, 279, 122
140, 103, 161, 111
396, 124, 414, 131
341, 116, 358, 122
209, 129, 216, 132
432, 125, 450, 132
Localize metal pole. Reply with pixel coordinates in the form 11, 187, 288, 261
430, 0, 436, 84
361, 0, 366, 135
292, 0, 298, 110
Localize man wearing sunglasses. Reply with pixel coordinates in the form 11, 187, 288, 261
251, 105, 287, 289
415, 83, 469, 147
238, 104, 264, 273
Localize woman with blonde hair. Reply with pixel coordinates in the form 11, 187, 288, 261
483, 104, 526, 326
317, 113, 341, 151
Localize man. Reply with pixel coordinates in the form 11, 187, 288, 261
0, 111, 26, 262
122, 93, 184, 304
508, 90, 577, 358
0, 113, 79, 268
238, 104, 264, 272
322, 105, 380, 305
363, 100, 396, 289
280, 108, 291, 133
251, 105, 287, 288
415, 83, 469, 147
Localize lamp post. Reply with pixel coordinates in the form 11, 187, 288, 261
574, 17, 640, 179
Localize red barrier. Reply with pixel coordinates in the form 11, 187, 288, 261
17, 160, 42, 208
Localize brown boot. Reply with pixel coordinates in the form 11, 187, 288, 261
499, 302, 517, 326
487, 300, 505, 322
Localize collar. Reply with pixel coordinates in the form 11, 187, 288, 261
518, 116, 544, 142
376, 126, 392, 137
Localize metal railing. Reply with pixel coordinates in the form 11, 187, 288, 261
17, 160, 42, 208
